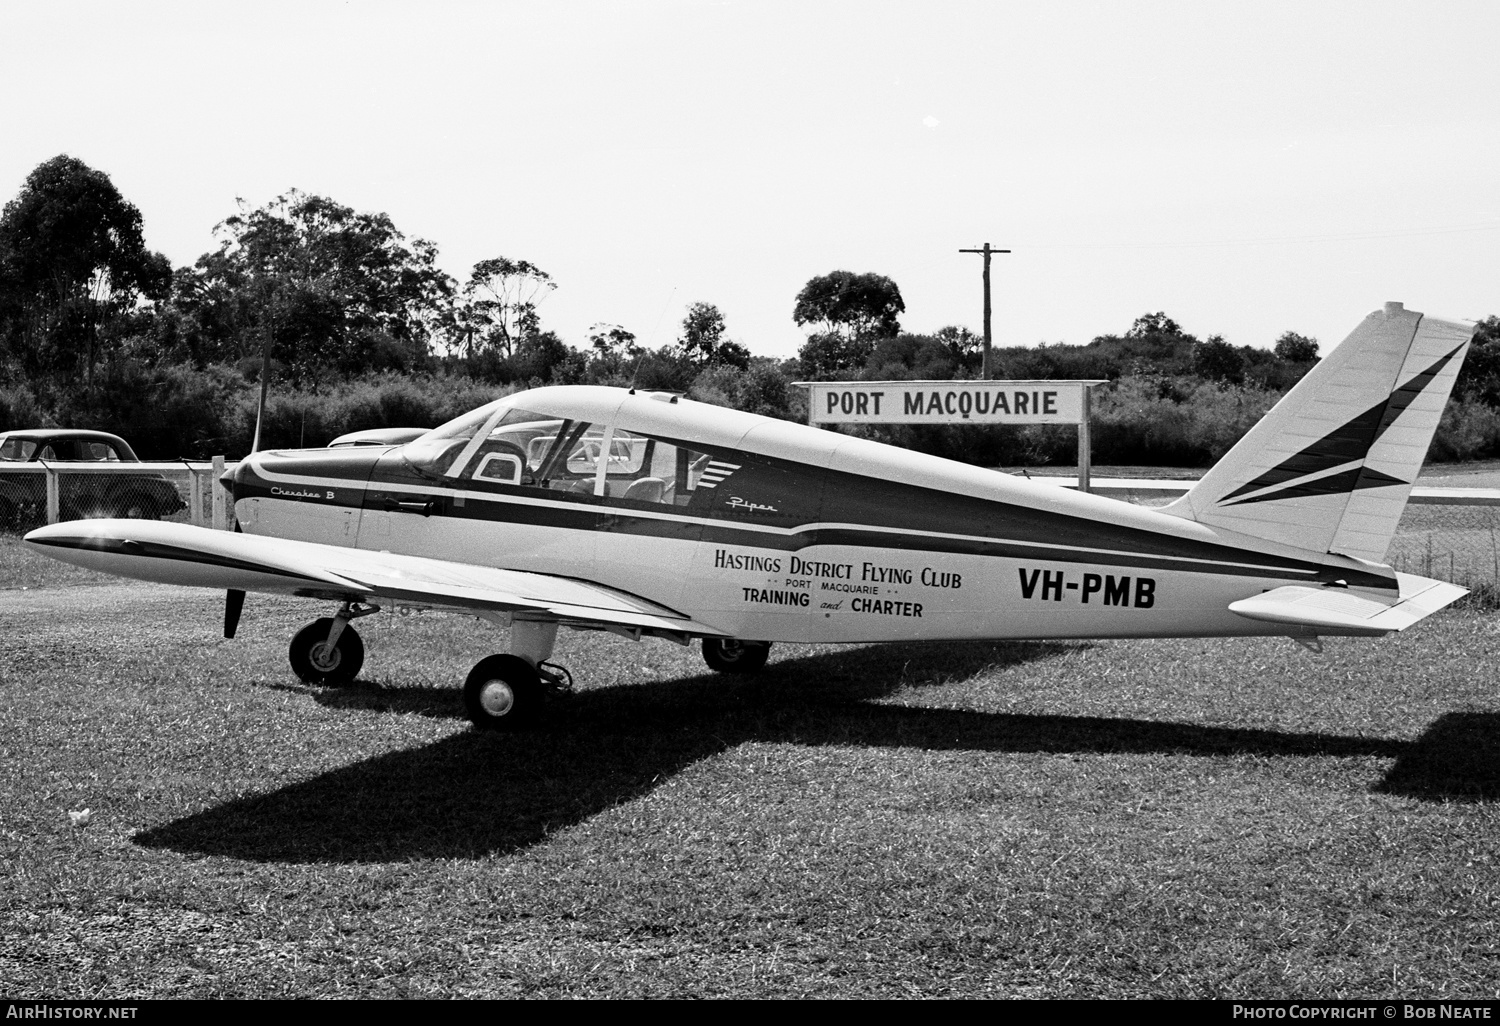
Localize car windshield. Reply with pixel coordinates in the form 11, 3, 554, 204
0, 438, 37, 460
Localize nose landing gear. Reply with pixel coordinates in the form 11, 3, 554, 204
288, 602, 380, 685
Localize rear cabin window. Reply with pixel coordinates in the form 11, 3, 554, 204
598, 429, 715, 509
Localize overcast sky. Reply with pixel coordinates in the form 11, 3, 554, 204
3, 0, 1496, 360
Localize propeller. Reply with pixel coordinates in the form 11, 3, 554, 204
230, 306, 268, 640
224, 588, 245, 639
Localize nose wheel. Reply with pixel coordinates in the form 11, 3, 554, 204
288, 602, 380, 685
289, 617, 365, 685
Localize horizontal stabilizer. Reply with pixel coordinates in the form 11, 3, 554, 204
1228, 573, 1467, 636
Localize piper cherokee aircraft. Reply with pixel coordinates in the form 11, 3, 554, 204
24, 302, 1477, 731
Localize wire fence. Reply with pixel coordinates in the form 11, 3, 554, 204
1388, 503, 1500, 598
0, 461, 234, 534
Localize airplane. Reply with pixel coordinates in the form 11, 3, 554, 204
23, 302, 1478, 731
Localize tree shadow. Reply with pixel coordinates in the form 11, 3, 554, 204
134, 641, 1497, 864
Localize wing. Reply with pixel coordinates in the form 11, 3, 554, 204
23, 520, 728, 640
1227, 573, 1466, 636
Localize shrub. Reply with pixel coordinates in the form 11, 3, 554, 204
62, 362, 242, 458
0, 383, 46, 432
1429, 400, 1500, 462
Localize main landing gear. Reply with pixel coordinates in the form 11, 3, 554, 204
463, 620, 572, 731
286, 607, 574, 731
702, 638, 771, 674
286, 610, 759, 730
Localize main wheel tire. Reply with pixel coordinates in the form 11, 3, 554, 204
288, 618, 365, 685
702, 638, 771, 674
463, 654, 543, 731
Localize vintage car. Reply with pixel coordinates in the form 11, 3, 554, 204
326, 427, 429, 448
0, 429, 186, 530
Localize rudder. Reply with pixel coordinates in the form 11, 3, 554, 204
1162, 303, 1476, 562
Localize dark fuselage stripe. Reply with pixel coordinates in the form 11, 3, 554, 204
236, 479, 1395, 590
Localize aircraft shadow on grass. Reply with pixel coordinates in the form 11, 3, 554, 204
133, 641, 1500, 863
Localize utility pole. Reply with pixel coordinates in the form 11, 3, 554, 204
958, 243, 1010, 379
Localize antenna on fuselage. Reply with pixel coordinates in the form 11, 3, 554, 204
626, 349, 644, 393
628, 285, 678, 393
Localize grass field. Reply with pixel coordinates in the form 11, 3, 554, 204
1, 536, 1498, 998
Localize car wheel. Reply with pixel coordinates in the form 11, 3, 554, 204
111, 488, 159, 520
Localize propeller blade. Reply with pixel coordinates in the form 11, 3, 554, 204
224, 589, 245, 639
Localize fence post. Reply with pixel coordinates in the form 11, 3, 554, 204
211, 456, 226, 530
188, 466, 204, 528
1078, 385, 1093, 494
45, 464, 59, 524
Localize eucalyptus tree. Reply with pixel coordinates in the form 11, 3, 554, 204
0, 155, 170, 387
175, 190, 454, 381
457, 257, 557, 360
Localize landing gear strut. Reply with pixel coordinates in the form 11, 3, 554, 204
464, 620, 572, 731
289, 602, 380, 685
702, 638, 771, 673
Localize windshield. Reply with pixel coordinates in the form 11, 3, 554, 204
397, 396, 708, 505
402, 400, 616, 489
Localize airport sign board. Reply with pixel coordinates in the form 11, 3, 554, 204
799, 380, 1107, 426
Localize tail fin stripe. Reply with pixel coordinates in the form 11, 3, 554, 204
1222, 465, 1407, 507
1374, 341, 1467, 436
1218, 341, 1466, 505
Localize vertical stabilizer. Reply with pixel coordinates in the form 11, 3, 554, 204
1162, 304, 1476, 561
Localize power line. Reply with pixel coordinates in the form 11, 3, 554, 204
1029, 221, 1500, 252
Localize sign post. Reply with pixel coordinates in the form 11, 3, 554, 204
797, 379, 1106, 492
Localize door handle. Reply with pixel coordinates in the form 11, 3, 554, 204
384, 497, 434, 516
